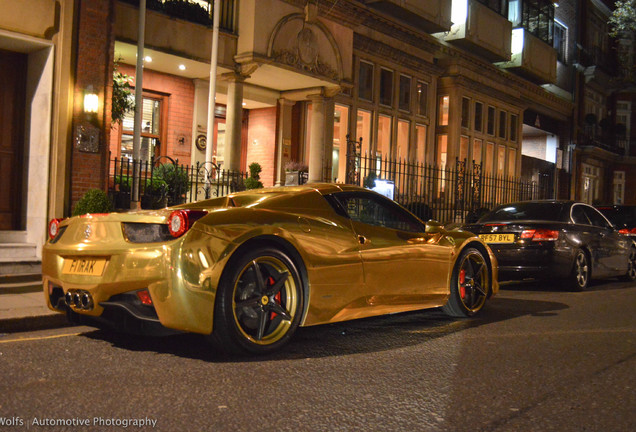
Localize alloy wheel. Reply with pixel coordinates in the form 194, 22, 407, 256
232, 256, 299, 345
457, 251, 488, 312
574, 252, 589, 289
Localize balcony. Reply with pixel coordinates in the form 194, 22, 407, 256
497, 28, 557, 84
578, 129, 636, 157
114, 0, 237, 66
440, 0, 511, 62
363, 0, 452, 33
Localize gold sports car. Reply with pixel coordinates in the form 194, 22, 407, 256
43, 184, 499, 354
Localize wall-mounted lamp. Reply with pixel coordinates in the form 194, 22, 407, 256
84, 86, 99, 114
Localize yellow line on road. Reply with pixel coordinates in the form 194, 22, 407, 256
0, 332, 81, 344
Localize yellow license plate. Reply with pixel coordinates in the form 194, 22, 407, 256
479, 233, 515, 243
62, 258, 108, 276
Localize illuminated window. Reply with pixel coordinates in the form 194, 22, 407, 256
121, 96, 162, 162
439, 95, 449, 126
508, 148, 516, 177
472, 138, 483, 165
397, 120, 410, 161
377, 115, 392, 159
416, 124, 427, 163
460, 136, 469, 161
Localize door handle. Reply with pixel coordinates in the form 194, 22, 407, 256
358, 235, 368, 245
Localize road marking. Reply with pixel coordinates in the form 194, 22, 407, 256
0, 332, 81, 344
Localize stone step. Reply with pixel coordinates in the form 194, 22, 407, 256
0, 272, 42, 294
0, 231, 27, 243
0, 243, 37, 260
0, 259, 42, 277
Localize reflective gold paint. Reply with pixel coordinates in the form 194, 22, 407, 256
43, 184, 498, 336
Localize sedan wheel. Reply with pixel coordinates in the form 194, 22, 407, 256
211, 247, 303, 355
619, 247, 636, 282
569, 250, 590, 291
442, 247, 489, 317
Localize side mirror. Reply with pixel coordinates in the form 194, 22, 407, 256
425, 220, 444, 234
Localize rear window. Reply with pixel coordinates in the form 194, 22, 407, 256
480, 202, 565, 222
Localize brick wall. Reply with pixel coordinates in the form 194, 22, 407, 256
70, 0, 114, 214
109, 64, 195, 166
246, 107, 278, 187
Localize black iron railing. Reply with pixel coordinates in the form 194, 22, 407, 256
346, 151, 552, 224
108, 155, 247, 210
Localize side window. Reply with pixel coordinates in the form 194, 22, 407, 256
571, 205, 589, 225
583, 206, 611, 229
330, 192, 425, 233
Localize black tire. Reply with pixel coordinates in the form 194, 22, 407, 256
619, 247, 636, 282
568, 249, 590, 291
209, 247, 304, 355
442, 247, 490, 318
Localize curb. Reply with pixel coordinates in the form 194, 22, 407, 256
0, 313, 72, 334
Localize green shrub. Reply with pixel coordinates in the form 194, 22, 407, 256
73, 189, 113, 216
244, 162, 263, 190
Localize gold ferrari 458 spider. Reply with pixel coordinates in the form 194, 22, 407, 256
43, 184, 498, 354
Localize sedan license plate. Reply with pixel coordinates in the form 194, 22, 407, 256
62, 257, 107, 276
479, 233, 515, 244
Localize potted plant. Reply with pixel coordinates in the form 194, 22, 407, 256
284, 161, 308, 186
73, 189, 113, 216
111, 175, 132, 209
244, 162, 264, 190
141, 177, 168, 209
153, 162, 189, 206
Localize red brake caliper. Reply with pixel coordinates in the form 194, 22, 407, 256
459, 269, 466, 299
268, 276, 281, 320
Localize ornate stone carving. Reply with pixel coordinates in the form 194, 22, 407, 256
273, 24, 339, 81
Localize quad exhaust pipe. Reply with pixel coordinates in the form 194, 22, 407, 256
65, 289, 94, 310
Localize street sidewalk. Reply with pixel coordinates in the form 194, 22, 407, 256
0, 277, 70, 333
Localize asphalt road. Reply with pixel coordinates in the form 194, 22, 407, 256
1, 279, 634, 432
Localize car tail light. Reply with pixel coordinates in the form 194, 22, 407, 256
137, 289, 153, 305
619, 228, 636, 235
48, 219, 63, 240
520, 229, 559, 241
167, 210, 208, 238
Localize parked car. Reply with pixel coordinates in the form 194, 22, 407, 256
596, 205, 636, 238
464, 200, 636, 290
43, 184, 498, 355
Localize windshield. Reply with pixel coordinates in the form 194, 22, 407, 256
479, 202, 565, 223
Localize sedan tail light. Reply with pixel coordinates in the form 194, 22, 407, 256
168, 210, 208, 238
48, 218, 63, 240
520, 229, 559, 241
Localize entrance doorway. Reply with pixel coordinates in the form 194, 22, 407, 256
0, 50, 27, 230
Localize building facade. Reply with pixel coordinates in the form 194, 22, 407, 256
2, 0, 634, 265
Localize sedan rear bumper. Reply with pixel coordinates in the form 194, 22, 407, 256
489, 242, 576, 281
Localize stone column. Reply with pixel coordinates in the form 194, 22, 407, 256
323, 97, 335, 182
308, 94, 325, 183
276, 98, 295, 186
223, 72, 245, 171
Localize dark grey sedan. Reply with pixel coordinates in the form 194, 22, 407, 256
464, 201, 636, 290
